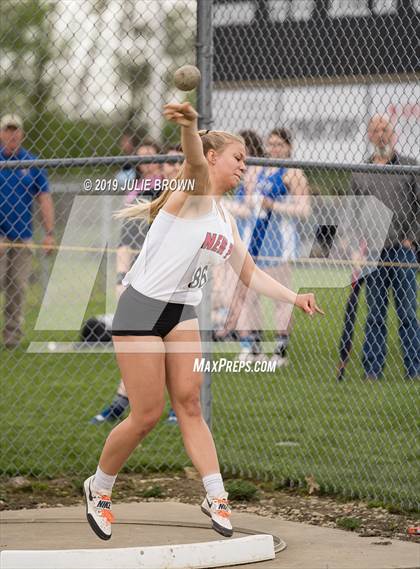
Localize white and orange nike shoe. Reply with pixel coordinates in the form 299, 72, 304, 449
83, 475, 115, 540
201, 492, 233, 537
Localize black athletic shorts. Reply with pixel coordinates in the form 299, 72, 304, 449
112, 285, 197, 338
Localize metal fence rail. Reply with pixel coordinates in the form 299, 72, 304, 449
1, 155, 420, 174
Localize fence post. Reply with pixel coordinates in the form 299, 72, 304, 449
196, 0, 213, 429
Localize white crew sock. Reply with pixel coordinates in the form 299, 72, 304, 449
202, 473, 226, 498
92, 466, 117, 495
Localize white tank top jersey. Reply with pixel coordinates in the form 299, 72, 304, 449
122, 200, 234, 306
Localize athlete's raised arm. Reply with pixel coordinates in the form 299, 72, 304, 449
163, 102, 210, 196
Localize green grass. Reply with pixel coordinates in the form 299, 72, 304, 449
225, 479, 259, 501
140, 485, 164, 499
1, 268, 419, 511
211, 284, 419, 510
336, 517, 363, 531
305, 168, 351, 195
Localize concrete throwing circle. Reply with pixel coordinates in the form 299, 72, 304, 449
0, 519, 286, 568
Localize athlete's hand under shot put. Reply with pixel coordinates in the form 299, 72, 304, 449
163, 102, 198, 127
83, 99, 323, 544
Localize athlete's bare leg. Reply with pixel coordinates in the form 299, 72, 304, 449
97, 335, 166, 474
164, 319, 220, 476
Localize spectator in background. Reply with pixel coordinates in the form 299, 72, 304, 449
135, 139, 162, 187
115, 139, 162, 298
0, 114, 55, 348
162, 144, 182, 180
233, 128, 310, 364
351, 114, 419, 380
115, 141, 178, 278
114, 128, 140, 190
90, 144, 182, 424
213, 130, 265, 340
227, 130, 265, 242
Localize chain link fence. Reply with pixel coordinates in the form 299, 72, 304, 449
1, 0, 419, 511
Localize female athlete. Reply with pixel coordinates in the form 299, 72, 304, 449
83, 102, 323, 541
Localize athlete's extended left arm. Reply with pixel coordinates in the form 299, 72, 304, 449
228, 216, 324, 316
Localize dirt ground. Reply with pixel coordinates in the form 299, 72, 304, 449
1, 471, 419, 545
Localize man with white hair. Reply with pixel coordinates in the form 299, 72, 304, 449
0, 114, 55, 348
350, 114, 419, 380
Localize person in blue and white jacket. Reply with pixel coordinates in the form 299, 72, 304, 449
234, 128, 311, 365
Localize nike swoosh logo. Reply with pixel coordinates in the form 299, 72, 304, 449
88, 481, 93, 501
206, 497, 212, 508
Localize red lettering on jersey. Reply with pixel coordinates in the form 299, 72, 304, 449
202, 232, 233, 258
215, 236, 228, 255
202, 232, 218, 250
223, 243, 233, 259
211, 234, 224, 252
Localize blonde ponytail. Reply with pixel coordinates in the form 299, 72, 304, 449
114, 163, 186, 222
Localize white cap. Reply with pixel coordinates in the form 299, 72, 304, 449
0, 114, 23, 130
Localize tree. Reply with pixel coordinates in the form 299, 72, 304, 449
114, 0, 196, 142
74, 0, 110, 116
161, 1, 196, 145
0, 0, 62, 117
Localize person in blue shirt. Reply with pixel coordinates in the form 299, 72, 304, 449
228, 130, 265, 244
232, 128, 311, 365
0, 114, 55, 348
214, 130, 265, 342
